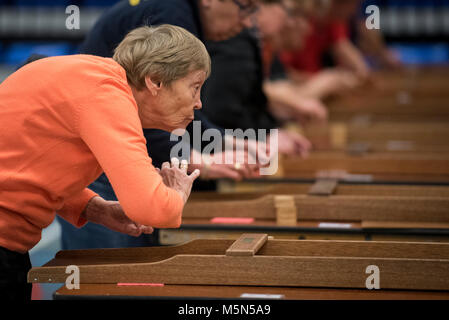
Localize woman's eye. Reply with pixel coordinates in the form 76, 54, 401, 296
193, 86, 200, 95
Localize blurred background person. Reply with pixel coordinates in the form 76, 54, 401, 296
276, 0, 370, 99
201, 0, 321, 157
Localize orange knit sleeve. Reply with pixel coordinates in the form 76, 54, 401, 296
57, 188, 98, 227
75, 78, 184, 228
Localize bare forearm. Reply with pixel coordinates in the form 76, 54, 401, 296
333, 40, 370, 78
264, 81, 304, 111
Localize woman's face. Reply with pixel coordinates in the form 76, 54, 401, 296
200, 0, 256, 41
138, 70, 206, 134
266, 2, 312, 51
280, 13, 311, 51
257, 4, 288, 41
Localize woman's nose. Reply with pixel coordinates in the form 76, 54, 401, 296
194, 99, 202, 110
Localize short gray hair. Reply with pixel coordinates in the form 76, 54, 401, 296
113, 24, 211, 90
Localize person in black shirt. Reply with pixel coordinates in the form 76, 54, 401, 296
202, 28, 275, 131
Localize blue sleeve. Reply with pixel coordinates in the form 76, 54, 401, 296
79, 0, 201, 57
143, 0, 201, 37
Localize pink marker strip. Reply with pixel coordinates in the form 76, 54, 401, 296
117, 283, 164, 287
210, 217, 255, 224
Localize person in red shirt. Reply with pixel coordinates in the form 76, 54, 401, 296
280, 15, 349, 73
278, 0, 370, 98
0, 25, 208, 301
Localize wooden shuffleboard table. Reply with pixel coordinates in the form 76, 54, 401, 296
28, 235, 449, 300
159, 182, 449, 245
325, 68, 449, 121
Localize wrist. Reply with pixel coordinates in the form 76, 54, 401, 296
81, 196, 104, 222
175, 190, 188, 204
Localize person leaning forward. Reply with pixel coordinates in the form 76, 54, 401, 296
80, 0, 261, 173
0, 25, 209, 301
54, 0, 264, 251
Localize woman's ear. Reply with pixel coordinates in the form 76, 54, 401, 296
144, 76, 162, 96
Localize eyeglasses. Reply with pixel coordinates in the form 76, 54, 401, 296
231, 0, 259, 18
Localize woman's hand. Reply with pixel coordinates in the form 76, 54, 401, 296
189, 152, 260, 181
159, 158, 200, 203
82, 196, 154, 237
291, 97, 328, 125
277, 129, 312, 158
188, 145, 265, 181
305, 69, 361, 98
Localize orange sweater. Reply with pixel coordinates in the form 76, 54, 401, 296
0, 55, 184, 253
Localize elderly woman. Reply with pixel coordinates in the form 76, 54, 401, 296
0, 24, 209, 301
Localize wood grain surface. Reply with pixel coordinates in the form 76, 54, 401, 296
28, 239, 449, 290
308, 179, 338, 196
211, 183, 449, 198
183, 194, 449, 224
281, 152, 449, 177
225, 234, 268, 256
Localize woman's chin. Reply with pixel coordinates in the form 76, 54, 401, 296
159, 120, 191, 135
